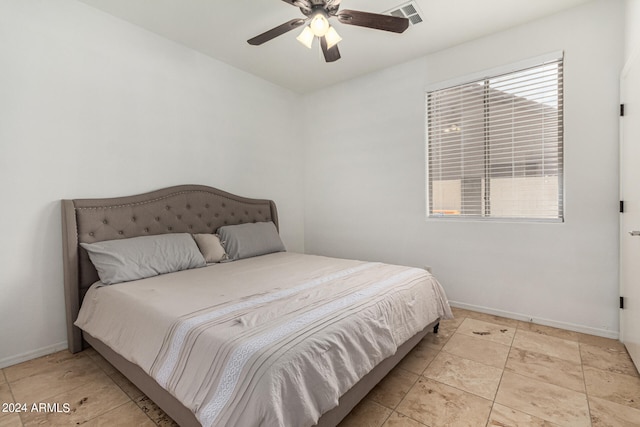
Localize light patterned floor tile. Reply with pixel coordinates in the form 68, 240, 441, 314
0, 384, 14, 407
495, 371, 590, 426
338, 399, 392, 427
423, 352, 503, 400
488, 403, 560, 426
82, 401, 155, 426
80, 347, 98, 358
449, 307, 475, 319
0, 383, 17, 425
396, 340, 440, 375
85, 350, 118, 377
581, 343, 639, 377
108, 370, 144, 400
442, 333, 511, 369
589, 395, 640, 427
440, 315, 465, 330
505, 347, 585, 393
578, 333, 627, 351
9, 356, 106, 404
3, 351, 87, 383
456, 318, 516, 346
0, 370, 6, 385
463, 311, 520, 328
381, 411, 426, 427
0, 414, 22, 427
419, 325, 455, 349
516, 321, 582, 342
367, 367, 418, 409
20, 374, 129, 426
396, 377, 492, 426
512, 329, 581, 363
583, 366, 640, 410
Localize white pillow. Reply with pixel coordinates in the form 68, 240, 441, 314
81, 233, 206, 285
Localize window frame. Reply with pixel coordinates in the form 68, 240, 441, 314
425, 52, 565, 223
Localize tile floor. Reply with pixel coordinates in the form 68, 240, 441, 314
1, 307, 638, 426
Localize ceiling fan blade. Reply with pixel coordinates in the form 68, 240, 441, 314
281, 0, 312, 12
337, 9, 409, 33
320, 36, 341, 62
247, 19, 307, 46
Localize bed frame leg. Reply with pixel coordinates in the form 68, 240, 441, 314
433, 322, 440, 334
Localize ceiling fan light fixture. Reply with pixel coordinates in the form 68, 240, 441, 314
247, 1, 410, 63
325, 26, 342, 49
310, 10, 330, 37
296, 26, 315, 49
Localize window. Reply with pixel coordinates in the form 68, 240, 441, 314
426, 56, 564, 221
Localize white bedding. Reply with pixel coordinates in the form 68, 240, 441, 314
75, 252, 452, 427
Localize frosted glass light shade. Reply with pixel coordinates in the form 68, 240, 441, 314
325, 26, 342, 49
296, 26, 314, 49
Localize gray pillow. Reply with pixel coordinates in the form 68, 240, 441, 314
80, 233, 206, 285
217, 221, 286, 261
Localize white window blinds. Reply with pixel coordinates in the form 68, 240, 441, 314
426, 57, 564, 220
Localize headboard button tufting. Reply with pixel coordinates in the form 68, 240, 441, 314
102, 220, 108, 225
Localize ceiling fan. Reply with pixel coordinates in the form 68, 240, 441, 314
247, 0, 410, 63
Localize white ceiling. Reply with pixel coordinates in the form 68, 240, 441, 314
77, 0, 593, 93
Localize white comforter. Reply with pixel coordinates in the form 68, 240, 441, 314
75, 252, 452, 427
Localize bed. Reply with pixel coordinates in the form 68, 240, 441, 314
61, 184, 451, 427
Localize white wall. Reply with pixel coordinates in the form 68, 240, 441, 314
303, 0, 624, 337
0, 0, 304, 367
626, 0, 640, 62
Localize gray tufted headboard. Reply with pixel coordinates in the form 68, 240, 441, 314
61, 184, 279, 353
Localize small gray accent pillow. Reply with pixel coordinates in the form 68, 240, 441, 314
217, 221, 286, 261
192, 233, 228, 263
80, 233, 206, 285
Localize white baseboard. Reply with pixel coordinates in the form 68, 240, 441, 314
449, 301, 619, 340
0, 341, 68, 369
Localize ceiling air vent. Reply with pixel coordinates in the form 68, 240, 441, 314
387, 1, 424, 26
